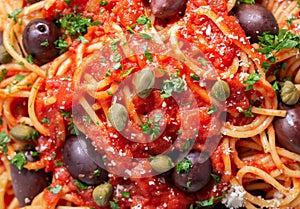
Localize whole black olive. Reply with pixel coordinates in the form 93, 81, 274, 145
173, 151, 212, 192
150, 0, 188, 18
22, 18, 60, 66
234, 3, 279, 43
10, 150, 51, 207
63, 135, 108, 186
273, 102, 300, 154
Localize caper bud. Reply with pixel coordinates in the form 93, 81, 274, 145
92, 183, 113, 206
211, 80, 230, 101
150, 155, 174, 174
10, 125, 38, 141
0, 44, 12, 64
135, 67, 155, 98
107, 103, 128, 131
280, 80, 299, 105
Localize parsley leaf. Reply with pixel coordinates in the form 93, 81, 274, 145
49, 184, 63, 194
0, 68, 7, 82
236, 0, 255, 4
243, 73, 261, 91
0, 131, 11, 155
73, 179, 91, 190
136, 15, 151, 29
110, 198, 120, 209
257, 29, 300, 62
207, 105, 218, 114
8, 8, 23, 23
11, 152, 27, 170
121, 191, 130, 198
161, 75, 186, 98
138, 33, 152, 40
139, 114, 163, 140
195, 192, 225, 207
144, 50, 153, 62
176, 157, 193, 173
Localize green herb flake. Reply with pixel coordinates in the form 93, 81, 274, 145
93, 169, 101, 176
49, 184, 63, 194
40, 117, 50, 124
195, 191, 226, 207
243, 73, 261, 91
237, 0, 255, 4
190, 74, 200, 80
138, 33, 152, 40
54, 36, 68, 50
121, 67, 135, 78
75, 35, 88, 44
26, 55, 34, 64
257, 29, 300, 62
8, 8, 23, 23
262, 62, 271, 73
15, 74, 25, 81
121, 191, 130, 198
0, 131, 11, 155
207, 105, 218, 114
11, 152, 27, 170
136, 15, 151, 29
0, 68, 7, 82
64, 0, 73, 7
272, 80, 280, 92
110, 198, 120, 209
73, 179, 90, 190
100, 0, 108, 6
242, 105, 254, 118
198, 57, 207, 66
40, 41, 49, 47
144, 50, 153, 62
211, 173, 221, 185
176, 157, 193, 173
161, 74, 186, 98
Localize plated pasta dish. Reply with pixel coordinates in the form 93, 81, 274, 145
1, 0, 300, 208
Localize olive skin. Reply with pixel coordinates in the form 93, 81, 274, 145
234, 3, 279, 43
150, 0, 188, 18
273, 102, 300, 154
63, 135, 108, 186
173, 151, 212, 192
22, 18, 60, 65
10, 150, 51, 207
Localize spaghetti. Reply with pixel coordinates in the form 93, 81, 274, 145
0, 0, 300, 208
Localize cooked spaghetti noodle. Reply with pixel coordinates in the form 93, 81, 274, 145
0, 0, 300, 208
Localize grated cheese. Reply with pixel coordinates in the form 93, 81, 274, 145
221, 185, 245, 209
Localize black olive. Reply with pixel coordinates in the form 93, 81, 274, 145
22, 18, 60, 66
234, 3, 279, 43
150, 0, 188, 18
63, 135, 108, 186
273, 102, 300, 154
10, 150, 51, 207
173, 151, 212, 192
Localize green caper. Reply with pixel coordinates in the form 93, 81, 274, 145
0, 44, 12, 64
92, 183, 113, 206
150, 154, 174, 173
211, 80, 230, 101
107, 103, 128, 131
10, 125, 38, 141
135, 67, 155, 98
280, 80, 299, 105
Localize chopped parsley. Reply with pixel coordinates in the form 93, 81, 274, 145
110, 198, 120, 209
15, 74, 25, 81
93, 169, 101, 176
40, 117, 50, 124
236, 0, 255, 4
100, 0, 108, 6
138, 33, 152, 40
26, 55, 34, 64
144, 50, 153, 62
262, 62, 271, 73
257, 29, 300, 62
136, 15, 151, 29
56, 12, 101, 38
73, 179, 91, 190
121, 67, 135, 78
197, 57, 207, 66
54, 36, 68, 50
0, 68, 7, 82
121, 191, 130, 198
243, 73, 261, 91
140, 114, 162, 140
11, 152, 27, 170
49, 184, 63, 194
207, 105, 218, 114
40, 40, 49, 47
242, 102, 254, 118
190, 74, 200, 80
75, 35, 88, 44
0, 131, 11, 155
8, 8, 23, 23
195, 191, 226, 207
176, 157, 193, 173
161, 74, 186, 98
64, 0, 73, 7
211, 173, 221, 185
